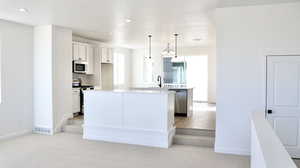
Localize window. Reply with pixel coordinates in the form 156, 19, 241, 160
185, 56, 208, 102
113, 52, 125, 89
143, 57, 154, 84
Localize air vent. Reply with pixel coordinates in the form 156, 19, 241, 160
33, 127, 52, 135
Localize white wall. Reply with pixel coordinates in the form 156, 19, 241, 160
131, 46, 216, 103
52, 26, 73, 133
33, 26, 53, 131
0, 20, 33, 139
34, 25, 72, 134
215, 2, 300, 155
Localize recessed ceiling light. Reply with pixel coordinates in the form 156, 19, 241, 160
125, 19, 132, 23
193, 38, 202, 41
18, 8, 29, 13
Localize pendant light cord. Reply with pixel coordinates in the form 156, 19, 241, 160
148, 35, 152, 59
174, 34, 178, 58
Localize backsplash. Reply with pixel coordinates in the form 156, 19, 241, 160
73, 73, 94, 86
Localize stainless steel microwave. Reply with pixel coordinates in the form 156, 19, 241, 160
73, 61, 87, 74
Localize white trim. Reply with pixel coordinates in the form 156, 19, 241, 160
251, 112, 297, 168
83, 125, 175, 148
214, 146, 250, 156
54, 113, 72, 134
0, 130, 32, 141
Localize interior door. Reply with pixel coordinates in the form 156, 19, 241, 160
267, 55, 300, 158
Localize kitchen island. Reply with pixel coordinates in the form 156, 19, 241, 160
133, 87, 194, 117
83, 89, 175, 148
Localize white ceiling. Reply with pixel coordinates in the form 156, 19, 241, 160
218, 0, 299, 7
0, 0, 298, 48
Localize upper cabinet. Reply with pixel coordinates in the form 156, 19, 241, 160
72, 41, 95, 74
101, 47, 113, 64
86, 45, 94, 75
73, 42, 87, 62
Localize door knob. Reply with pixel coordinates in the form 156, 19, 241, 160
267, 109, 273, 114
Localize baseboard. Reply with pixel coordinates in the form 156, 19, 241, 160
214, 146, 250, 156
168, 126, 176, 147
0, 130, 32, 141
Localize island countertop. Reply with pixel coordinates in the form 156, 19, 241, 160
83, 89, 173, 94
131, 86, 194, 90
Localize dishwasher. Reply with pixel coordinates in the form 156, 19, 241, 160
170, 89, 188, 116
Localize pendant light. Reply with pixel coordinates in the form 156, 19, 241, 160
174, 34, 178, 58
161, 43, 175, 57
148, 35, 152, 59
161, 34, 179, 58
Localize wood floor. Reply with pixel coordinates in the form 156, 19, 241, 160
293, 159, 300, 168
175, 103, 216, 130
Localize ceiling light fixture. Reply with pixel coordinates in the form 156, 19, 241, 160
161, 34, 179, 58
125, 19, 132, 23
161, 43, 175, 58
18, 8, 29, 13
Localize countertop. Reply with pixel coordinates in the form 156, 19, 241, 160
83, 89, 175, 94
132, 87, 194, 90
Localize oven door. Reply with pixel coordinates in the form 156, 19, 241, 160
73, 62, 87, 73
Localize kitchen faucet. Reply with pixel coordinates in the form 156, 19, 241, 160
157, 75, 162, 88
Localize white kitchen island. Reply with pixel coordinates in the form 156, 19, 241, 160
83, 89, 175, 148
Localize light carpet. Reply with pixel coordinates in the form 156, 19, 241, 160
0, 133, 250, 168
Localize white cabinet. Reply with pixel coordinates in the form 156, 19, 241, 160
86, 45, 94, 74
73, 42, 95, 74
72, 43, 79, 60
72, 89, 81, 114
101, 47, 113, 64
78, 44, 87, 61
73, 42, 87, 61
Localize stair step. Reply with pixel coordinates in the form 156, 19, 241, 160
68, 119, 84, 125
173, 134, 215, 147
63, 124, 83, 134
176, 128, 215, 137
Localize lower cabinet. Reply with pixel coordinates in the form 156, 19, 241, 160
72, 89, 81, 113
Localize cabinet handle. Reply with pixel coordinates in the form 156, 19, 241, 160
267, 109, 273, 114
